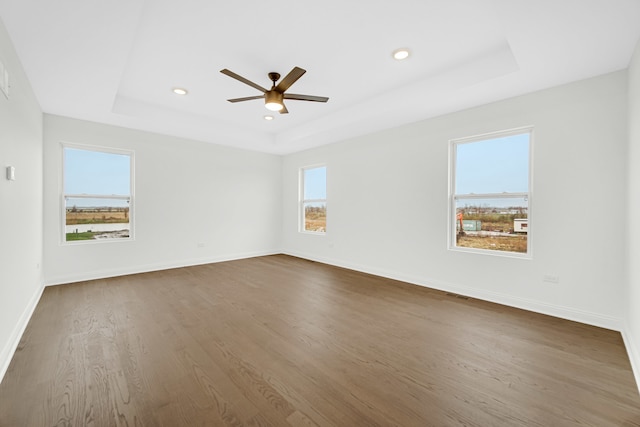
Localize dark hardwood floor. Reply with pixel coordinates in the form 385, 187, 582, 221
1, 255, 639, 426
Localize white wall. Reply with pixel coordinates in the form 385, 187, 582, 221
43, 115, 282, 284
283, 71, 628, 330
626, 40, 640, 391
0, 18, 43, 379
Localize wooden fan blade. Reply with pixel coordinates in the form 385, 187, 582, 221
227, 95, 264, 103
220, 69, 268, 93
284, 93, 329, 102
279, 103, 289, 114
275, 67, 306, 93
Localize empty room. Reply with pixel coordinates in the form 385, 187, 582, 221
2, 0, 640, 425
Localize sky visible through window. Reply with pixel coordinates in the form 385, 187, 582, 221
304, 166, 326, 200
64, 147, 130, 207
455, 133, 529, 208
456, 133, 529, 194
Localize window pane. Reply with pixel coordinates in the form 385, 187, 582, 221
65, 197, 130, 241
455, 197, 528, 253
304, 166, 326, 200
64, 148, 130, 195
455, 133, 529, 194
304, 202, 326, 233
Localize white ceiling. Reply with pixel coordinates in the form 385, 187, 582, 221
0, 0, 639, 154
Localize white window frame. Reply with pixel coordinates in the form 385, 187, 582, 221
61, 143, 135, 244
299, 164, 327, 235
448, 127, 533, 258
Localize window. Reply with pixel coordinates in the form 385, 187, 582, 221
63, 145, 133, 242
449, 128, 531, 256
300, 165, 327, 233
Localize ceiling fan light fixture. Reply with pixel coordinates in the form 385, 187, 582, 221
392, 48, 411, 61
264, 91, 284, 111
265, 101, 283, 111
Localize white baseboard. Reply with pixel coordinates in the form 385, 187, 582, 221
621, 326, 640, 394
44, 250, 281, 286
0, 281, 45, 384
282, 250, 624, 332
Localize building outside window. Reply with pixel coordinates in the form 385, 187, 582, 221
450, 128, 532, 256
63, 145, 133, 242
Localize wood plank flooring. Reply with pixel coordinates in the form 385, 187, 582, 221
1, 254, 639, 426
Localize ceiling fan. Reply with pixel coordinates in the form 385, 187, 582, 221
220, 66, 329, 114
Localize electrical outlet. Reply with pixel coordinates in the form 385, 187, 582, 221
543, 274, 560, 284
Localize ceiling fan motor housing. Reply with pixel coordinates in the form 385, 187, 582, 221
265, 90, 284, 111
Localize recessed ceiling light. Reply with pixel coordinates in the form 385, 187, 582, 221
172, 87, 188, 95
392, 48, 411, 61
264, 115, 274, 121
